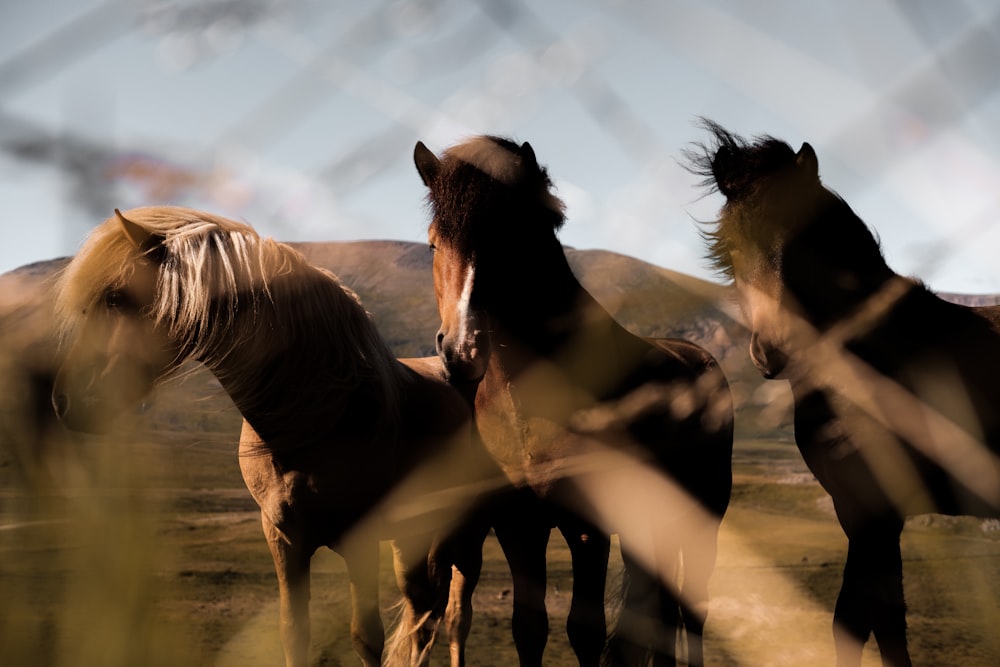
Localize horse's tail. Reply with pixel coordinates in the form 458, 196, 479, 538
600, 559, 632, 667
601, 552, 682, 666
383, 597, 409, 666
383, 596, 439, 667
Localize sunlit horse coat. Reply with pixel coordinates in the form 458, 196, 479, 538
51, 206, 498, 667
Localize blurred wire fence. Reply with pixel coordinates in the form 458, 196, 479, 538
2, 0, 999, 289
2, 2, 1000, 666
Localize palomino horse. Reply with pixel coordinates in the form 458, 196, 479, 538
50, 206, 498, 667
689, 120, 1000, 667
414, 136, 734, 666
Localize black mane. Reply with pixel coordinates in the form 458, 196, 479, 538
686, 119, 890, 295
684, 119, 800, 280
425, 135, 565, 252
685, 118, 799, 201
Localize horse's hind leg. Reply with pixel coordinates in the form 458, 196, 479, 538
344, 541, 386, 667
561, 523, 610, 667
389, 536, 452, 666
607, 547, 681, 667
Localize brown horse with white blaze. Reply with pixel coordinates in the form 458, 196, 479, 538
414, 136, 734, 667
50, 206, 498, 667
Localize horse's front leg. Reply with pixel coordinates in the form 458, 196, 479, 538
495, 513, 551, 667
344, 540, 385, 667
834, 520, 910, 667
560, 523, 610, 667
262, 514, 313, 667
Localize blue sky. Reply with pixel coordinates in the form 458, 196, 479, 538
2, 0, 999, 293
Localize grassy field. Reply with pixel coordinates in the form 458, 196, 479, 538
3, 375, 1000, 667
3, 243, 996, 665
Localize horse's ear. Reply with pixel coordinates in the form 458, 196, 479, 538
518, 141, 538, 172
796, 142, 819, 181
116, 209, 166, 262
414, 141, 440, 186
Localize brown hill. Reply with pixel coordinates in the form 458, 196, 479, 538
0, 241, 768, 485
288, 240, 746, 354
8, 240, 992, 480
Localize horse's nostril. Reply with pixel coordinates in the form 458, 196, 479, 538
749, 333, 787, 379
436, 331, 453, 361
52, 392, 70, 419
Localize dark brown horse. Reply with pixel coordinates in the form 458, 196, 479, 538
414, 136, 734, 666
50, 206, 498, 667
689, 120, 1000, 667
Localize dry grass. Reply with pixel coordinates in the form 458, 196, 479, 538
3, 409, 999, 666
4, 244, 995, 665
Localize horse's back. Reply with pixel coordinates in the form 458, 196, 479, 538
399, 355, 451, 384
645, 335, 734, 427
911, 294, 1000, 450
646, 336, 724, 378
623, 335, 734, 515
398, 356, 472, 432
396, 356, 508, 543
967, 300, 1000, 331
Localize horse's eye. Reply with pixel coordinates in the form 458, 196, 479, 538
103, 289, 128, 310
428, 242, 437, 253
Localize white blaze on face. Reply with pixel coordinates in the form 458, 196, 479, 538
455, 263, 476, 359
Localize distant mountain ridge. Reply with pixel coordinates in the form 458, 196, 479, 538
936, 292, 1000, 307
2, 240, 998, 481
287, 240, 744, 358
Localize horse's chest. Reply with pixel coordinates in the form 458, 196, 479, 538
476, 381, 600, 491
238, 423, 388, 545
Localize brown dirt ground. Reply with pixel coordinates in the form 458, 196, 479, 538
2, 430, 999, 666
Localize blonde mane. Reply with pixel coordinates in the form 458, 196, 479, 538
55, 206, 401, 429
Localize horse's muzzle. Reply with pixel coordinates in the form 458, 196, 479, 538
436, 329, 490, 383
749, 332, 788, 380
50, 389, 114, 434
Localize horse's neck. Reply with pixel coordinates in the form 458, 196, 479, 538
505, 260, 608, 341
837, 277, 940, 360
219, 354, 375, 451
487, 280, 630, 398
201, 290, 400, 450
